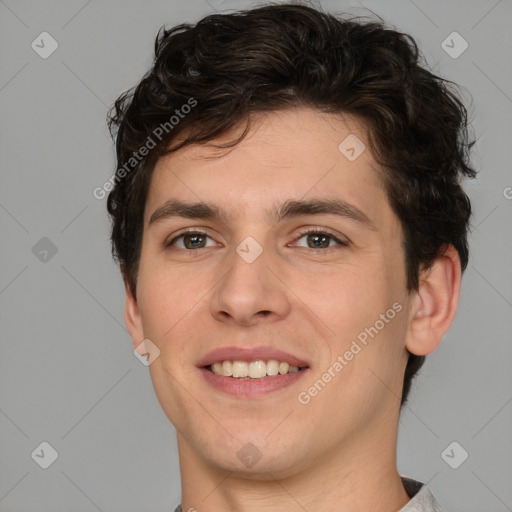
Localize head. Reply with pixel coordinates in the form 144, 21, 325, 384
106, 2, 475, 476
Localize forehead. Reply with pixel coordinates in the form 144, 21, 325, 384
144, 108, 389, 226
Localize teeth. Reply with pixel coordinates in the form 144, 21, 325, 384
278, 362, 289, 375
249, 360, 267, 378
232, 361, 249, 378
222, 360, 233, 377
266, 359, 279, 375
209, 359, 305, 378
212, 362, 223, 374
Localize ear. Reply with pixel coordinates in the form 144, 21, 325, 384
124, 280, 145, 350
405, 244, 462, 356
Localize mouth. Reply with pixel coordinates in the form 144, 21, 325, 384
197, 346, 310, 398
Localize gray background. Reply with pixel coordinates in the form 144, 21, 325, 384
0, 0, 511, 511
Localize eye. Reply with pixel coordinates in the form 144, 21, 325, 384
291, 228, 348, 251
165, 227, 348, 252
166, 230, 217, 250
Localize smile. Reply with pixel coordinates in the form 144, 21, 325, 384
208, 359, 305, 378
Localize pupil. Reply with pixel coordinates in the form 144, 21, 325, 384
185, 234, 205, 249
309, 234, 329, 248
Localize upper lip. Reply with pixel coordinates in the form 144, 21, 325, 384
196, 345, 309, 368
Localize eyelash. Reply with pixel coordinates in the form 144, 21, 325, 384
165, 227, 348, 254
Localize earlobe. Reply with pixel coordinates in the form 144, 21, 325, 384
124, 282, 145, 350
405, 245, 462, 356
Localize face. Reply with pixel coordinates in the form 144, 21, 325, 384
126, 107, 413, 478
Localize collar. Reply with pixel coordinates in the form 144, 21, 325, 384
173, 475, 443, 512
399, 476, 443, 511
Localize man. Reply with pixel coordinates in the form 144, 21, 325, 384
106, 3, 476, 511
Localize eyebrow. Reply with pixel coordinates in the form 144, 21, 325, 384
148, 197, 377, 230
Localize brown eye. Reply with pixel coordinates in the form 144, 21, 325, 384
167, 231, 216, 250
293, 229, 348, 250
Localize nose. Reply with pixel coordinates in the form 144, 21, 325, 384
209, 239, 291, 327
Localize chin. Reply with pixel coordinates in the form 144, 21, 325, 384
197, 431, 311, 480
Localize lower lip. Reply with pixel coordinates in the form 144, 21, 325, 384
199, 367, 310, 398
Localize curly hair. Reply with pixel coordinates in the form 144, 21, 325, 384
106, 2, 476, 408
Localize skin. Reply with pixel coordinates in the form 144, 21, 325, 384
124, 107, 461, 512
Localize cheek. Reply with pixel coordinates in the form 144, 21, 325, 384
293, 258, 407, 386
293, 261, 392, 337
135, 261, 197, 357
